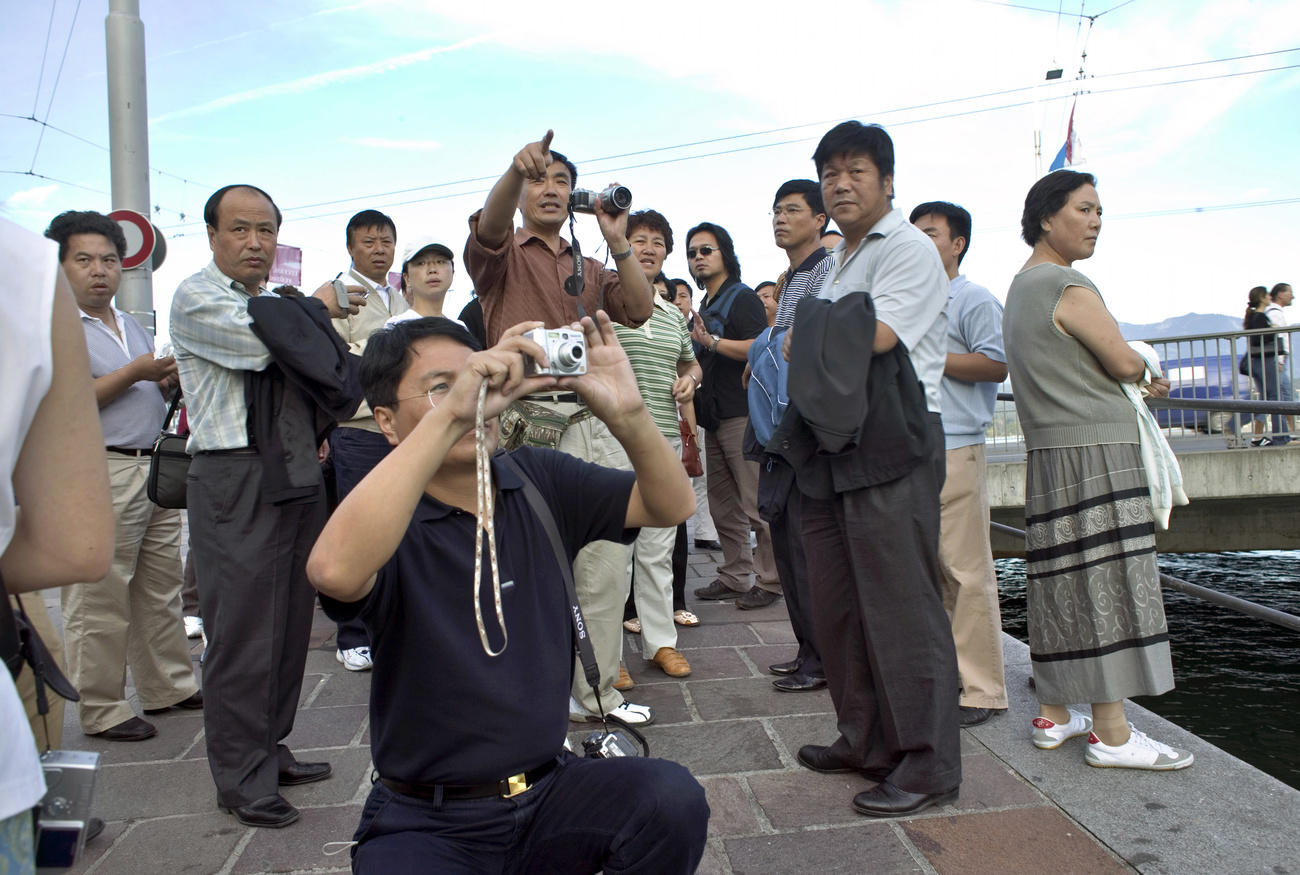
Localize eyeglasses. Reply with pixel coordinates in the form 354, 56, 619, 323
687, 246, 719, 259
770, 206, 807, 218
393, 383, 451, 408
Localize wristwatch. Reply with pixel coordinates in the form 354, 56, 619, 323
710, 334, 720, 351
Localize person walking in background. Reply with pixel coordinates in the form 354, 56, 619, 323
1244, 285, 1290, 446
1003, 169, 1192, 771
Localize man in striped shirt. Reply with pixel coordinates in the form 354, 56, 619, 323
612, 210, 701, 681
752, 180, 832, 690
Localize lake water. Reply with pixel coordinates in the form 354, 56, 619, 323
996, 550, 1300, 790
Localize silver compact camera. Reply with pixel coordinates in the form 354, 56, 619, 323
523, 327, 586, 377
35, 750, 100, 869
569, 184, 632, 215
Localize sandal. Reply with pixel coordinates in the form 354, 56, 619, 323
673, 610, 700, 627
622, 617, 642, 634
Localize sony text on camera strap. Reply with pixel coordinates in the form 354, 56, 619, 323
564, 208, 587, 320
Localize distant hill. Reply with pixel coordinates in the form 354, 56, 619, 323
1118, 313, 1241, 340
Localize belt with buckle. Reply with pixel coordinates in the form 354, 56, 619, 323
380, 759, 558, 800
525, 392, 583, 405
106, 446, 153, 457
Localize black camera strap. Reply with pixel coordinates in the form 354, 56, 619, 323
563, 210, 587, 321
1, 572, 22, 680
497, 453, 603, 700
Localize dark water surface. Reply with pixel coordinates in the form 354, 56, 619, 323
996, 551, 1300, 790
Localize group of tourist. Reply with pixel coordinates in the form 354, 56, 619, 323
2, 116, 1236, 874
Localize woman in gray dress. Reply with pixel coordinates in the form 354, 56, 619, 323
1002, 170, 1193, 771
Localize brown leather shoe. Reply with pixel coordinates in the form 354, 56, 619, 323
614, 663, 635, 691
652, 647, 691, 677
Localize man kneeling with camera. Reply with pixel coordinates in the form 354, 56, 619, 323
307, 314, 708, 873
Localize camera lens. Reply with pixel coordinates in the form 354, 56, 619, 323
555, 342, 584, 371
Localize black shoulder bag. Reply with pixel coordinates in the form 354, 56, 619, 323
147, 390, 191, 509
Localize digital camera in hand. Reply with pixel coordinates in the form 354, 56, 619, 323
569, 185, 632, 215
523, 327, 586, 377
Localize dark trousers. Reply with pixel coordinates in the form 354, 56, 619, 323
187, 453, 325, 807
353, 753, 709, 874
799, 423, 961, 794
765, 468, 822, 678
329, 427, 393, 650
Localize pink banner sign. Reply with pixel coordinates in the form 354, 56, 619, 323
269, 244, 302, 286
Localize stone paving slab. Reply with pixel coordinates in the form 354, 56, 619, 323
34, 554, 1300, 875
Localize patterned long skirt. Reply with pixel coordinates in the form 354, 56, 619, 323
1024, 443, 1174, 705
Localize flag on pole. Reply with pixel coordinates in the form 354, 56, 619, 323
1049, 98, 1080, 171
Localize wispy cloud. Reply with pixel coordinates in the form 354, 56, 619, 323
3, 183, 59, 207
150, 33, 496, 125
343, 137, 442, 151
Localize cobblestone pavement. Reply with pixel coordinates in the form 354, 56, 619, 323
50, 547, 1300, 874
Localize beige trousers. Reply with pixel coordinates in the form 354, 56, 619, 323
60, 455, 198, 733
559, 413, 635, 714
938, 443, 1008, 709
705, 417, 777, 593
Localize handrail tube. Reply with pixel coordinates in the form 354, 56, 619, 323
990, 521, 1300, 633
995, 393, 1300, 414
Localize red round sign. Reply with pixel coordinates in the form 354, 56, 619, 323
108, 209, 156, 270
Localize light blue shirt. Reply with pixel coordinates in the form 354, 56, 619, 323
170, 261, 276, 452
81, 307, 166, 448
941, 274, 1005, 450
819, 208, 948, 413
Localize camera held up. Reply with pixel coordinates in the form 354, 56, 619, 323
522, 327, 587, 377
569, 184, 632, 216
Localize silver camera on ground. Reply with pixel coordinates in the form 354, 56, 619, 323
582, 728, 642, 758
35, 750, 100, 870
523, 327, 586, 377
569, 184, 632, 215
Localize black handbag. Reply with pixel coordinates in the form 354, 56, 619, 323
147, 391, 191, 509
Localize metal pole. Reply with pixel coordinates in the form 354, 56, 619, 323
105, 0, 154, 336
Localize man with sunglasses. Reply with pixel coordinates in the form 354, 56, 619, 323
685, 223, 778, 609
463, 131, 657, 727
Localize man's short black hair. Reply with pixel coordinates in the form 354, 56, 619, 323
909, 201, 973, 265
548, 150, 578, 187
672, 278, 691, 290
204, 184, 282, 230
627, 209, 674, 255
1270, 282, 1291, 300
361, 317, 483, 411
44, 210, 127, 262
1020, 169, 1096, 246
346, 209, 396, 247
773, 179, 828, 233
685, 222, 742, 287
812, 122, 894, 182
755, 280, 776, 293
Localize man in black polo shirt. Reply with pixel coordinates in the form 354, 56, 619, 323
685, 222, 778, 608
307, 315, 707, 873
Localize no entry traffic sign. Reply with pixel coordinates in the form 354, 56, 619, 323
108, 209, 155, 270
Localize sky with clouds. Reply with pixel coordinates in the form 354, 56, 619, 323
2, 0, 1298, 342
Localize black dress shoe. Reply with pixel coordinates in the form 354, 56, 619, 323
852, 781, 958, 818
736, 586, 781, 610
693, 539, 722, 551
768, 659, 801, 676
220, 793, 300, 828
278, 760, 332, 786
693, 580, 740, 600
959, 706, 1004, 727
91, 716, 157, 742
796, 744, 857, 774
773, 673, 828, 692
143, 690, 204, 715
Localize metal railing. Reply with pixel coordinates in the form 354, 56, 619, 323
988, 325, 1299, 451
990, 521, 1300, 633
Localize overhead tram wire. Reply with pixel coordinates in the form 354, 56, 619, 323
167, 59, 1300, 234
29, 0, 83, 174
167, 46, 1293, 233
0, 169, 109, 198
31, 1, 59, 118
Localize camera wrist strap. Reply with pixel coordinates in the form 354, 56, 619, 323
497, 453, 605, 717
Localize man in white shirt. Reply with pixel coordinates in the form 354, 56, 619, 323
44, 211, 201, 742
1265, 283, 1294, 435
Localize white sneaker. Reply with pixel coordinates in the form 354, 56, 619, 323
1086, 725, 1194, 770
336, 647, 373, 672
183, 616, 204, 639
567, 696, 655, 727
1031, 710, 1093, 749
